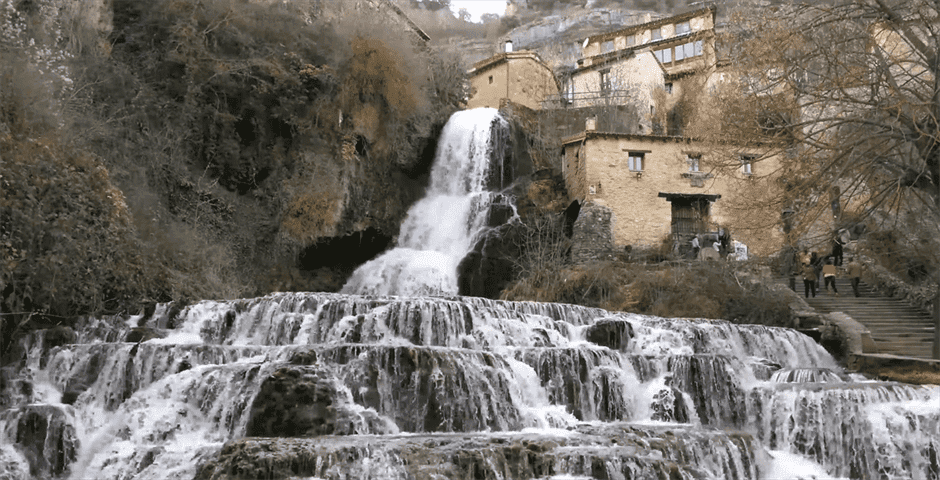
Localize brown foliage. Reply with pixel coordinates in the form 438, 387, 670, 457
0, 0, 469, 343
503, 258, 792, 326
716, 0, 940, 266
0, 134, 148, 317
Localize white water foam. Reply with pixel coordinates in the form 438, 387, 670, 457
342, 108, 509, 297
763, 450, 850, 480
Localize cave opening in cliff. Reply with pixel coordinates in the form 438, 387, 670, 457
298, 228, 393, 271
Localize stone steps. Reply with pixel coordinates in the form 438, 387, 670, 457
777, 276, 936, 359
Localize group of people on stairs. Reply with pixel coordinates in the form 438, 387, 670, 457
786, 230, 863, 299
796, 250, 863, 299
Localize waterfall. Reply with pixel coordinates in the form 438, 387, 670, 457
1, 292, 937, 480
0, 108, 937, 480
341, 108, 511, 297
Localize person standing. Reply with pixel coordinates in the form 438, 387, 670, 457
810, 251, 822, 295
690, 235, 700, 260
847, 258, 863, 297
822, 258, 839, 295
832, 235, 845, 266
802, 262, 817, 298
782, 246, 798, 291
719, 228, 731, 258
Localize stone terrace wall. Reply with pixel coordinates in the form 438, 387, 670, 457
571, 202, 615, 262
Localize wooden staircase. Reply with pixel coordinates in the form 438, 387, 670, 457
784, 277, 936, 359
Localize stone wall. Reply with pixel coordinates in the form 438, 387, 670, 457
571, 201, 615, 262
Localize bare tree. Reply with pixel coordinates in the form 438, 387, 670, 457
708, 0, 940, 357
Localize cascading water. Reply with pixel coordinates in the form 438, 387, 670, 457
341, 108, 511, 297
0, 110, 937, 480
2, 293, 936, 480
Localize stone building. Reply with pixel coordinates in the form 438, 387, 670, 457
561, 131, 785, 256
560, 7, 717, 122
467, 50, 560, 110
552, 6, 790, 258
577, 6, 716, 75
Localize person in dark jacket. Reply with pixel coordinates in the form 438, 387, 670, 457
781, 246, 799, 291
810, 251, 822, 295
832, 236, 845, 266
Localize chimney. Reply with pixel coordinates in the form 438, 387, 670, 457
504, 40, 513, 53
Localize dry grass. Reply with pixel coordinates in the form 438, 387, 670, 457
502, 260, 793, 326
868, 367, 940, 386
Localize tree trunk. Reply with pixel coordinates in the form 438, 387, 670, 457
934, 185, 940, 359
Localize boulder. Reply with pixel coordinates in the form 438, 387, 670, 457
13, 405, 78, 478
245, 366, 340, 437
585, 319, 633, 352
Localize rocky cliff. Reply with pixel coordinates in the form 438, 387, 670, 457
0, 0, 466, 342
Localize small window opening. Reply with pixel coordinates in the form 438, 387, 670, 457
628, 152, 645, 171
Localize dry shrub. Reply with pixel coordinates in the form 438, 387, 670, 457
501, 262, 634, 311
281, 193, 341, 245
130, 202, 247, 303
0, 134, 144, 317
503, 256, 792, 326
627, 262, 792, 325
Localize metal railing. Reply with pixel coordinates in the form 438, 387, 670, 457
541, 89, 644, 109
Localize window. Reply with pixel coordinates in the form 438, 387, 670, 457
626, 35, 636, 46
563, 80, 574, 103
687, 154, 701, 172
651, 28, 662, 41
740, 155, 755, 175
602, 40, 614, 53
664, 82, 673, 94
654, 48, 672, 64
674, 41, 703, 62
599, 68, 611, 94
628, 152, 644, 171
675, 21, 691, 35
488, 75, 493, 84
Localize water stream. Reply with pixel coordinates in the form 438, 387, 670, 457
0, 109, 937, 480
342, 107, 511, 297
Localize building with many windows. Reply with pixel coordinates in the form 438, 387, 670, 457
577, 6, 716, 76
559, 7, 717, 134
554, 6, 789, 256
